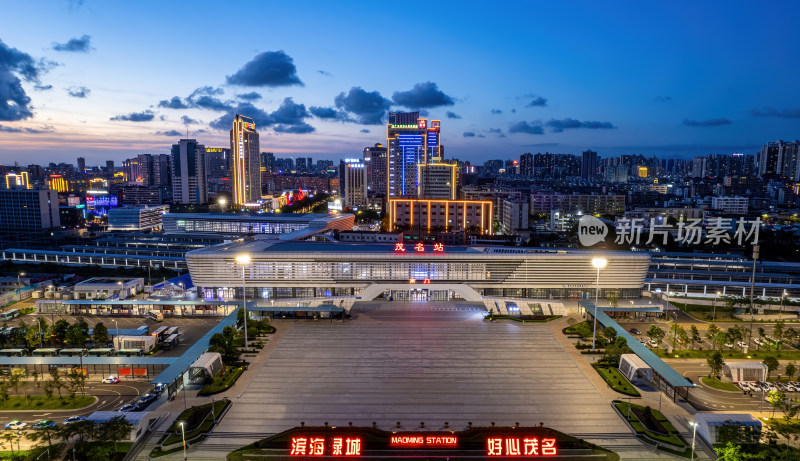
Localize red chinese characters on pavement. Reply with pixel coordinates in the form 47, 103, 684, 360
290, 436, 363, 456
487, 437, 557, 456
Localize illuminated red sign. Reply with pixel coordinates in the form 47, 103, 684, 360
290, 436, 362, 456
415, 242, 425, 252
433, 242, 444, 252
395, 243, 445, 254
390, 434, 458, 448
487, 437, 557, 457
418, 120, 427, 129
395, 242, 406, 252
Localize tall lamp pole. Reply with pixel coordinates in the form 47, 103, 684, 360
180, 422, 187, 460
235, 254, 251, 351
712, 291, 720, 322
749, 244, 759, 347
591, 257, 607, 350
780, 290, 787, 321
690, 419, 697, 459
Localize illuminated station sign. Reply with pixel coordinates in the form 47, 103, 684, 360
284, 428, 560, 458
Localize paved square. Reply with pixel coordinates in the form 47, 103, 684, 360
214, 303, 629, 444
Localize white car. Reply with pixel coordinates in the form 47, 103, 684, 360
4, 420, 27, 430
736, 341, 747, 349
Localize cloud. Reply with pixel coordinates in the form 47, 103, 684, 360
446, 111, 461, 119
309, 106, 351, 121
360, 128, 370, 133
392, 81, 454, 108
67, 86, 90, 98
158, 96, 190, 109
509, 121, 544, 135
52, 35, 93, 52
488, 128, 502, 134
317, 70, 331, 76
209, 98, 315, 134
334, 87, 391, 124
655, 96, 673, 103
226, 50, 303, 87
463, 131, 476, 137
546, 118, 616, 132
749, 107, 800, 119
0, 124, 48, 133
526, 96, 548, 107
181, 115, 199, 125
682, 118, 732, 127
189, 86, 223, 97
511, 109, 516, 113
477, 134, 485, 138
236, 92, 261, 101
110, 110, 155, 122
0, 39, 47, 121
34, 84, 52, 91
156, 130, 183, 137
192, 95, 232, 111
490, 109, 502, 114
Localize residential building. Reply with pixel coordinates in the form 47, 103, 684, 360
388, 199, 493, 234
170, 139, 207, 204
581, 149, 598, 179
501, 198, 529, 235
363, 143, 387, 197
711, 196, 749, 216
530, 194, 625, 215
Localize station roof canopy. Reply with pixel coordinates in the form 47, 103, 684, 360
0, 356, 176, 365
248, 304, 345, 313
580, 301, 693, 389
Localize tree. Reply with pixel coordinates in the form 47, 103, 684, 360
0, 378, 9, 405
690, 325, 701, 350
715, 441, 742, 461
50, 372, 64, 398
786, 362, 797, 380
7, 373, 21, 397
43, 379, 55, 403
677, 327, 689, 349
28, 424, 58, 448
97, 415, 133, 452
758, 327, 767, 350
767, 390, 787, 418
775, 320, 785, 351
764, 356, 780, 379
65, 323, 86, 347
67, 370, 85, 403
647, 325, 666, 347
566, 317, 576, 327
93, 322, 109, 346
724, 296, 737, 314
785, 327, 798, 347
606, 292, 619, 308
603, 326, 617, 343
52, 319, 70, 344
670, 324, 686, 350
717, 332, 731, 350
706, 323, 721, 351
603, 336, 632, 362
707, 351, 724, 378
727, 326, 744, 349
1, 431, 16, 454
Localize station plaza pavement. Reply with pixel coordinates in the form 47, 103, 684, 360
143, 301, 699, 460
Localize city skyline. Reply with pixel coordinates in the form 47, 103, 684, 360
1, 1, 799, 165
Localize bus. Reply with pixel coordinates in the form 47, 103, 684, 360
0, 349, 26, 357
162, 333, 180, 350
118, 348, 143, 357
0, 309, 20, 321
165, 326, 179, 337
32, 348, 60, 357
151, 326, 168, 341
59, 348, 88, 357
148, 311, 164, 322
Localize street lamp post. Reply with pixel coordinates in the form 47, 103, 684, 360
749, 245, 759, 348
180, 422, 187, 460
780, 290, 787, 321
690, 419, 697, 459
712, 291, 720, 322
113, 319, 119, 354
235, 254, 251, 351
16, 272, 25, 295
591, 257, 607, 350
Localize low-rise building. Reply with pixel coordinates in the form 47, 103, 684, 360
108, 205, 169, 231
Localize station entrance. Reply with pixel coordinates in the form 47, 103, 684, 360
383, 289, 455, 302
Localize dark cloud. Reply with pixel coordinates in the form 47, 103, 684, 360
209, 98, 315, 134
360, 128, 370, 133
158, 96, 190, 109
52, 35, 93, 52
0, 124, 47, 133
34, 84, 52, 91
110, 110, 155, 122
236, 92, 261, 101
509, 121, 544, 135
192, 95, 232, 111
526, 97, 548, 107
309, 106, 351, 121
655, 96, 673, 103
446, 111, 461, 119
490, 109, 503, 114
463, 131, 476, 137
317, 70, 332, 76
511, 109, 516, 113
392, 81, 454, 108
156, 130, 183, 137
334, 87, 391, 124
546, 118, 616, 132
181, 115, 199, 125
0, 39, 45, 121
226, 50, 303, 87
189, 86, 223, 98
477, 134, 486, 138
488, 128, 502, 134
749, 107, 800, 119
682, 118, 732, 127
67, 86, 90, 98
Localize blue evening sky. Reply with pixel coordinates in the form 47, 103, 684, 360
0, 0, 798, 165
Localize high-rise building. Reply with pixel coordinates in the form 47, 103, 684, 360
230, 114, 261, 205
207, 148, 232, 179
260, 152, 275, 174
343, 158, 367, 208
47, 174, 70, 192
77, 157, 86, 175
170, 139, 207, 204
105, 160, 115, 178
581, 150, 598, 180
0, 189, 60, 235
363, 144, 387, 197
4, 172, 30, 190
386, 112, 440, 198
418, 161, 458, 200
759, 141, 782, 177
295, 157, 307, 173
519, 153, 533, 176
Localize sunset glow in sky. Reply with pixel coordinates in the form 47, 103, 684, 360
1, 0, 799, 165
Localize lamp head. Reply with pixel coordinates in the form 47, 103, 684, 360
235, 254, 251, 265
591, 257, 607, 269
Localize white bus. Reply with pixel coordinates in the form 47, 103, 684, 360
0, 309, 21, 321
148, 311, 164, 322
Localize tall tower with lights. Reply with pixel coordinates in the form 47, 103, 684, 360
230, 114, 261, 206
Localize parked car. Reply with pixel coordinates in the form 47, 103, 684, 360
33, 420, 56, 429
628, 328, 641, 335
118, 403, 138, 412
102, 376, 119, 384
785, 384, 797, 392
63, 416, 87, 424
736, 382, 749, 391
736, 341, 747, 349
137, 394, 156, 404
4, 420, 27, 430
154, 383, 167, 394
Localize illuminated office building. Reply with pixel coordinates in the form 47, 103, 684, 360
47, 174, 70, 193
343, 158, 367, 208
418, 161, 458, 200
388, 199, 493, 235
363, 143, 387, 197
170, 139, 207, 204
4, 172, 30, 190
386, 112, 441, 199
230, 114, 261, 206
